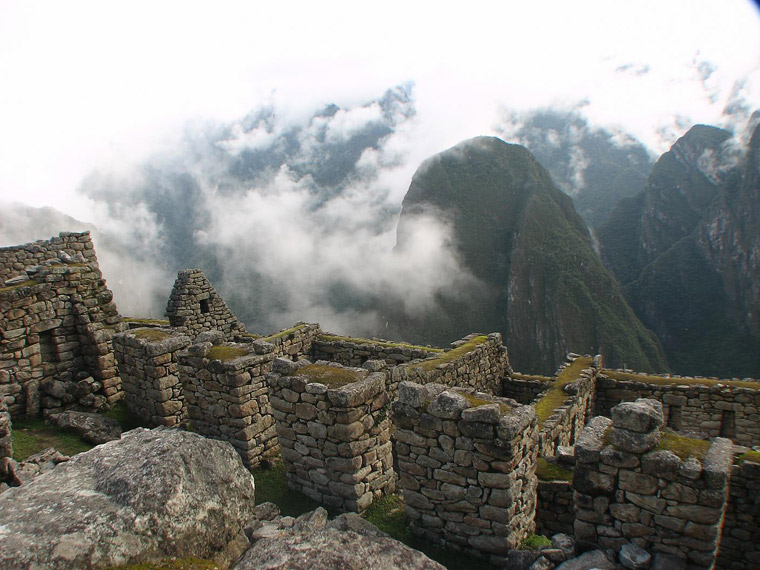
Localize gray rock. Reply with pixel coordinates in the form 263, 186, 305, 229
49, 411, 121, 445
651, 553, 686, 570
252, 501, 281, 521
611, 399, 663, 434
609, 426, 660, 454
551, 533, 576, 558
0, 427, 256, 569
555, 550, 615, 570
619, 543, 651, 569
529, 556, 555, 570
427, 390, 469, 419
233, 527, 445, 569
327, 512, 388, 537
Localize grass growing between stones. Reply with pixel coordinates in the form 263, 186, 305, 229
207, 346, 250, 361
658, 432, 710, 461
0, 279, 40, 293
736, 450, 760, 464
535, 458, 573, 482
520, 533, 552, 550
534, 356, 593, 425
251, 458, 322, 517
511, 373, 553, 382
11, 417, 93, 461
123, 317, 171, 326
461, 392, 512, 414
292, 364, 363, 388
106, 558, 220, 570
416, 335, 489, 372
602, 369, 759, 389
318, 334, 444, 353
103, 401, 146, 432
262, 324, 307, 341
133, 328, 172, 342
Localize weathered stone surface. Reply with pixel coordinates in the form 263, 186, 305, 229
49, 411, 121, 445
575, 416, 612, 463
233, 527, 445, 569
427, 390, 468, 419
611, 399, 663, 434
619, 543, 651, 570
609, 426, 660, 454
0, 428, 255, 569
555, 550, 615, 570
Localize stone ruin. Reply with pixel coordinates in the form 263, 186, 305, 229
1, 232, 760, 569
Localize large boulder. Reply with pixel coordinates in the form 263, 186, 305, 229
49, 410, 122, 444
0, 427, 255, 569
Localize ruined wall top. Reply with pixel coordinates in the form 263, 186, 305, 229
0, 232, 98, 282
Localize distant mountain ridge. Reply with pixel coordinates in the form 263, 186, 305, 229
391, 136, 667, 374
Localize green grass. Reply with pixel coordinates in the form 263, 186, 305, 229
603, 369, 759, 389
416, 335, 489, 372
132, 329, 172, 342
105, 558, 220, 570
123, 317, 171, 326
461, 392, 512, 414
658, 432, 710, 462
251, 458, 321, 517
511, 373, 553, 383
11, 418, 94, 461
206, 346, 250, 361
736, 451, 760, 465
102, 401, 145, 432
536, 457, 573, 482
290, 364, 363, 387
362, 493, 411, 541
0, 279, 39, 293
262, 324, 308, 341
534, 356, 593, 424
318, 334, 444, 353
520, 533, 552, 550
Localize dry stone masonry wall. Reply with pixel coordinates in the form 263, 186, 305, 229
311, 335, 442, 367
574, 398, 734, 569
392, 381, 538, 566
595, 372, 760, 448
113, 328, 191, 427
0, 231, 98, 281
166, 269, 245, 341
258, 322, 322, 361
717, 456, 760, 570
535, 479, 574, 537
266, 359, 395, 513
178, 336, 279, 469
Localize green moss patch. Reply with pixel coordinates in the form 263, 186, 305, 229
362, 493, 411, 542
123, 317, 170, 326
658, 432, 710, 462
292, 364, 362, 388
416, 335, 489, 372
318, 334, 444, 353
536, 457, 573, 482
11, 418, 93, 461
106, 558, 220, 570
0, 279, 39, 293
512, 373, 553, 383
534, 356, 593, 424
461, 392, 512, 414
263, 324, 307, 341
207, 345, 250, 361
520, 533, 552, 550
736, 450, 760, 465
603, 369, 759, 389
251, 458, 321, 517
132, 329, 172, 342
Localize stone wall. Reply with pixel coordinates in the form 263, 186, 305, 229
311, 335, 441, 367
113, 328, 191, 427
0, 255, 124, 419
535, 479, 574, 536
165, 269, 245, 341
574, 398, 734, 569
259, 322, 322, 361
392, 381, 538, 565
0, 397, 11, 461
178, 337, 279, 469
0, 231, 98, 281
266, 360, 395, 513
388, 333, 511, 398
717, 456, 760, 570
595, 372, 760, 448
501, 375, 551, 405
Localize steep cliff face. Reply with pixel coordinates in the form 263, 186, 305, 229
599, 124, 760, 377
393, 136, 666, 374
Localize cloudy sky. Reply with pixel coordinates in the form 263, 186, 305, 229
1, 0, 758, 218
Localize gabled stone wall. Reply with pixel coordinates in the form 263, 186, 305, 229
392, 381, 538, 565
165, 269, 245, 341
266, 360, 394, 513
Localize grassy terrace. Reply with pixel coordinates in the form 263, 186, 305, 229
132, 329, 172, 342
534, 356, 593, 424
318, 333, 444, 353
123, 317, 171, 326
602, 369, 759, 389
288, 364, 363, 388
511, 373, 553, 383
535, 457, 573, 482
737, 450, 760, 465
262, 324, 308, 341
416, 335, 489, 373
461, 392, 513, 414
206, 345, 250, 361
658, 432, 710, 462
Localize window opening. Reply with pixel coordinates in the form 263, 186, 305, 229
200, 299, 210, 314
39, 329, 59, 363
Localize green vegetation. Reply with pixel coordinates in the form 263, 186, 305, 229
11, 417, 93, 461
416, 336, 488, 372
603, 369, 759, 389
123, 317, 170, 326
534, 357, 593, 424
658, 432, 710, 462
133, 329, 172, 342
263, 324, 307, 341
318, 334, 443, 353
512, 373, 553, 383
106, 558, 220, 570
103, 401, 145, 432
737, 451, 760, 465
535, 458, 573, 482
206, 345, 250, 361
0, 279, 39, 293
251, 459, 321, 517
290, 364, 362, 388
362, 493, 411, 541
520, 533, 552, 550
461, 392, 512, 414
238, 332, 262, 340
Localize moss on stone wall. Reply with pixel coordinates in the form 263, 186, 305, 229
416, 335, 489, 372
0, 279, 39, 293
534, 356, 593, 424
132, 329, 172, 342
290, 364, 363, 388
658, 432, 710, 461
206, 345, 250, 361
603, 369, 758, 389
318, 333, 444, 353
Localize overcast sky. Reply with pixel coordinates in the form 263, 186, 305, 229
1, 0, 759, 220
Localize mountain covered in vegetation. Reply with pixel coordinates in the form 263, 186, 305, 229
391, 136, 667, 374
598, 123, 760, 377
